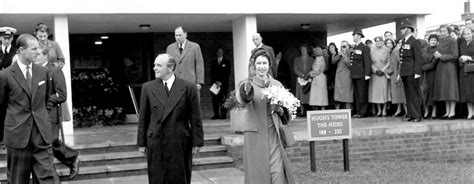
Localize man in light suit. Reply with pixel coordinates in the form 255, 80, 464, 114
0, 34, 59, 183
35, 48, 80, 180
137, 53, 204, 184
166, 26, 204, 91
251, 33, 277, 77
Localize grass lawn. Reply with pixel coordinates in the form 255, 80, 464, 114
292, 161, 474, 184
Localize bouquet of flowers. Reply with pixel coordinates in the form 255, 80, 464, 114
261, 85, 301, 119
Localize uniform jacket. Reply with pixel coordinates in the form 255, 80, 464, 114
44, 63, 67, 124
137, 76, 204, 184
0, 46, 17, 70
350, 42, 372, 79
166, 40, 204, 85
210, 57, 231, 95
399, 35, 423, 76
0, 62, 52, 148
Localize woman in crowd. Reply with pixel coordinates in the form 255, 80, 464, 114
368, 36, 390, 116
236, 49, 295, 184
309, 46, 328, 110
458, 27, 474, 119
34, 23, 71, 122
294, 44, 314, 116
334, 41, 353, 109
421, 34, 440, 119
365, 39, 374, 48
34, 23, 65, 67
433, 25, 459, 119
327, 43, 340, 109
386, 38, 407, 117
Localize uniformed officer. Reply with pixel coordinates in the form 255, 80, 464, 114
350, 27, 372, 118
398, 18, 422, 122
0, 27, 17, 70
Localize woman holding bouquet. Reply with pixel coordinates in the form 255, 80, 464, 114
235, 48, 295, 184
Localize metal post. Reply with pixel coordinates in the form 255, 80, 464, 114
310, 141, 316, 172
343, 139, 349, 171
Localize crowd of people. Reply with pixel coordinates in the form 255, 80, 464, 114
288, 19, 474, 122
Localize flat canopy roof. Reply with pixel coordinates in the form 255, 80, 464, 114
0, 13, 425, 36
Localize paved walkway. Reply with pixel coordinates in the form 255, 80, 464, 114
62, 168, 244, 184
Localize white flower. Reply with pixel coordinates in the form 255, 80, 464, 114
261, 85, 301, 120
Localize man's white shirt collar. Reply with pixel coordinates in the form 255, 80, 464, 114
2, 45, 10, 53
404, 34, 413, 42
257, 43, 263, 48
17, 60, 32, 79
179, 40, 187, 48
163, 74, 176, 91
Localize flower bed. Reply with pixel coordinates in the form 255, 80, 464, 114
72, 68, 125, 127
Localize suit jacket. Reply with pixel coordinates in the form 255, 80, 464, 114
0, 46, 17, 70
44, 63, 67, 124
252, 44, 277, 77
166, 40, 204, 85
399, 35, 422, 76
137, 76, 204, 183
350, 42, 372, 79
0, 62, 52, 148
210, 57, 231, 95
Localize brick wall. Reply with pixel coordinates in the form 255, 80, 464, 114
225, 121, 474, 169
152, 31, 326, 118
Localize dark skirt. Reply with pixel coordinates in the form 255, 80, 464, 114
459, 68, 474, 103
421, 70, 436, 106
433, 62, 459, 101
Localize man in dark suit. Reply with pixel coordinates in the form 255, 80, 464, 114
398, 19, 423, 122
251, 33, 277, 77
166, 26, 204, 92
0, 34, 59, 183
350, 27, 372, 118
137, 53, 204, 184
210, 48, 231, 119
35, 48, 80, 179
0, 27, 17, 70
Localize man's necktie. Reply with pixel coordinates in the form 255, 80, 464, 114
179, 44, 183, 54
26, 65, 32, 91
164, 82, 170, 96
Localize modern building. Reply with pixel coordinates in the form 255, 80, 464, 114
0, 0, 429, 140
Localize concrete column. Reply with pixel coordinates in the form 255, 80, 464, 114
395, 15, 426, 39
232, 15, 257, 89
53, 15, 74, 144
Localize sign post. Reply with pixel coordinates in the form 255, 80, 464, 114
307, 109, 352, 172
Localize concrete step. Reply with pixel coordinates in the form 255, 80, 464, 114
0, 134, 223, 161
0, 156, 234, 182
59, 167, 245, 184
0, 145, 228, 173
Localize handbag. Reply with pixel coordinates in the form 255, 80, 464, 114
302, 83, 311, 94
465, 62, 474, 73
279, 125, 296, 148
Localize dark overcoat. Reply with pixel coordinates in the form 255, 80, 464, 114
137, 76, 204, 184
0, 46, 17, 70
